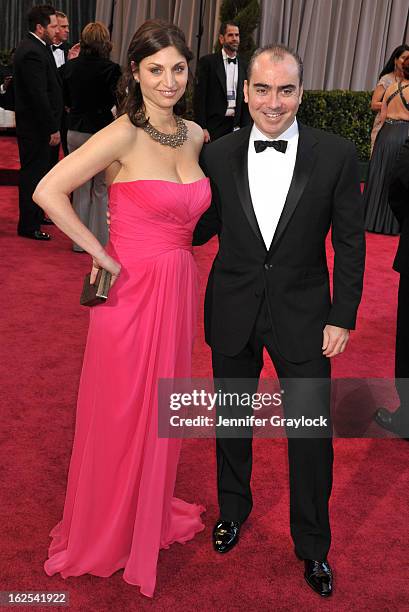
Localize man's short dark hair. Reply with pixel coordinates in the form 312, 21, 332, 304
28, 4, 56, 32
219, 21, 239, 36
247, 44, 304, 86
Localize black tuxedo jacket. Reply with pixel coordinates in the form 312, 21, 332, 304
13, 33, 63, 137
193, 52, 250, 138
60, 55, 121, 133
60, 41, 71, 62
390, 138, 409, 276
193, 123, 366, 363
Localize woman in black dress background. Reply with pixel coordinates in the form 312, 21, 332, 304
364, 56, 409, 235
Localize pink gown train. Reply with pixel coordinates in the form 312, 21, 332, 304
44, 178, 211, 597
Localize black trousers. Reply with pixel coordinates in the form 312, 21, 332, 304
395, 273, 409, 428
212, 297, 333, 561
17, 133, 53, 233
49, 110, 69, 168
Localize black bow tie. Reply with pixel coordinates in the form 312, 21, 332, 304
51, 44, 61, 52
254, 140, 288, 154
227, 57, 237, 64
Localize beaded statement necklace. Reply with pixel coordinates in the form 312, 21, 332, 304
141, 115, 188, 148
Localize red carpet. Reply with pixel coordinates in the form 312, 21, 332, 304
0, 134, 19, 185
1, 174, 408, 609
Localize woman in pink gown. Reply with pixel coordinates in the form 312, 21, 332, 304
33, 20, 210, 598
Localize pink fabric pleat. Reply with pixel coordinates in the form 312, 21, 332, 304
44, 179, 211, 597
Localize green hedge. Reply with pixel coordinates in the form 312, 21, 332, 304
298, 90, 373, 161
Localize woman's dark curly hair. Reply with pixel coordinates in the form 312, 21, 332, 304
117, 19, 193, 127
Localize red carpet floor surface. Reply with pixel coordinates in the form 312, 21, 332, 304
1, 180, 409, 611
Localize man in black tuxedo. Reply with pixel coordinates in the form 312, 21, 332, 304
193, 22, 250, 142
193, 44, 365, 597
50, 10, 79, 159
13, 4, 63, 240
375, 139, 409, 437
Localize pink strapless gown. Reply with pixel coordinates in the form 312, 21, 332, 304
44, 178, 211, 597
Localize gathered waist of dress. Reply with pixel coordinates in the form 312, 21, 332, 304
106, 224, 193, 262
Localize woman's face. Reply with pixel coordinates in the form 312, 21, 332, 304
395, 50, 409, 73
135, 45, 188, 112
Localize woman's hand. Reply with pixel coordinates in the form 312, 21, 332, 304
91, 251, 121, 287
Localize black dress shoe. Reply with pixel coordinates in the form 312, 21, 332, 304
18, 230, 51, 241
41, 217, 54, 225
374, 407, 409, 440
212, 520, 240, 553
304, 559, 333, 597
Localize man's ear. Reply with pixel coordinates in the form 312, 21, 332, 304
243, 79, 249, 103
299, 84, 303, 104
218, 34, 224, 48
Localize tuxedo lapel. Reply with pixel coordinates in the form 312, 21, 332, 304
268, 123, 318, 255
229, 126, 265, 245
215, 53, 227, 97
237, 58, 246, 96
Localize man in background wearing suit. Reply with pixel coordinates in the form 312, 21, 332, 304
193, 44, 365, 597
194, 22, 250, 142
50, 11, 79, 159
51, 11, 70, 68
14, 4, 63, 241
375, 139, 409, 438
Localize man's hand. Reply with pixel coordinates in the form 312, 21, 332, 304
106, 208, 111, 228
68, 43, 80, 60
49, 131, 61, 146
322, 325, 349, 358
3, 76, 12, 90
203, 129, 211, 143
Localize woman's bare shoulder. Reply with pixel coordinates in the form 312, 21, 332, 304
185, 119, 205, 147
102, 113, 138, 144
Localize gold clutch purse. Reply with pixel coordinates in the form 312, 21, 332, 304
80, 268, 112, 307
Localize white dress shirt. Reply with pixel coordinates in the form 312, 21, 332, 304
29, 32, 46, 45
222, 48, 238, 117
52, 43, 65, 68
248, 120, 299, 249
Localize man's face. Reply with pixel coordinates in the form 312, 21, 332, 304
38, 14, 59, 45
244, 52, 303, 139
55, 16, 69, 43
219, 25, 240, 55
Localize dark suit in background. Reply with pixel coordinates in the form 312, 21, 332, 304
194, 52, 250, 141
387, 139, 409, 430
13, 33, 63, 234
193, 123, 365, 560
60, 54, 121, 249
51, 40, 72, 158
0, 63, 15, 111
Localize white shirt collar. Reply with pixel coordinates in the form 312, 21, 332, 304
222, 48, 237, 61
29, 32, 46, 46
250, 119, 299, 144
